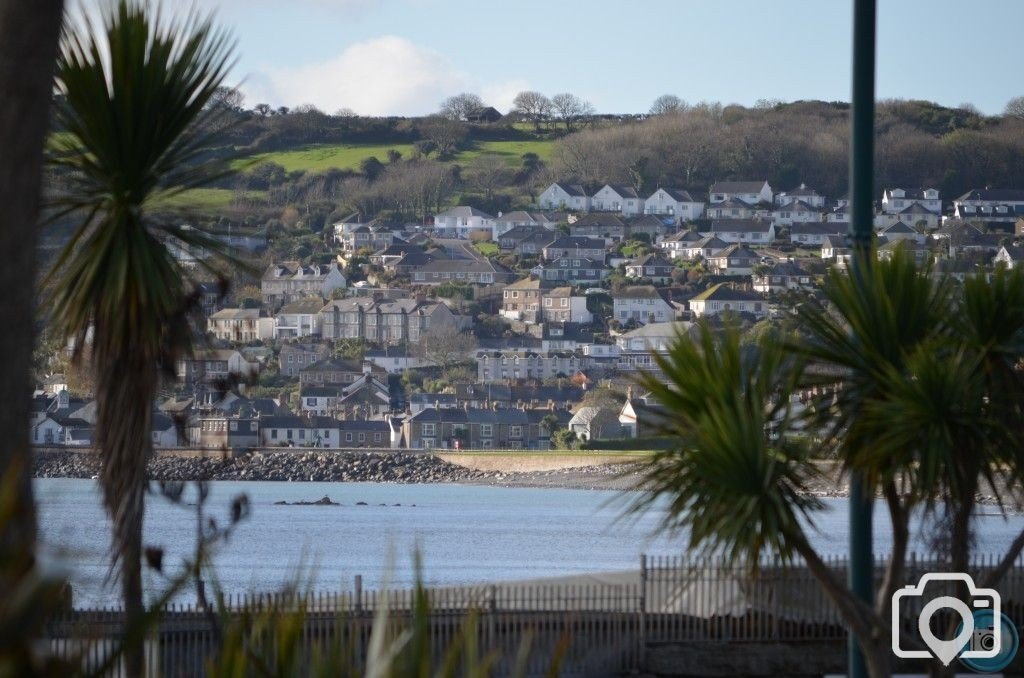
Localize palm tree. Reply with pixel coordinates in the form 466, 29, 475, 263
46, 3, 237, 672
630, 253, 1024, 677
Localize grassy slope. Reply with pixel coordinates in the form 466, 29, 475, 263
152, 187, 267, 210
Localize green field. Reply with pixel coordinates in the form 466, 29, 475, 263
232, 138, 555, 174
151, 187, 266, 211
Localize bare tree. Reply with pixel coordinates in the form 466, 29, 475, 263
0, 0, 65, 589
414, 323, 477, 373
466, 154, 513, 201
419, 115, 467, 159
649, 94, 686, 116
209, 85, 244, 112
512, 90, 552, 131
550, 92, 594, 131
1004, 96, 1024, 119
440, 92, 485, 121
252, 102, 272, 116
334, 107, 357, 117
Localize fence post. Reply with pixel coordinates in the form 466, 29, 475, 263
639, 554, 647, 667
487, 584, 497, 652
354, 574, 363, 615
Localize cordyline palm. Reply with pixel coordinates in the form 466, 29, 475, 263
45, 2, 236, 671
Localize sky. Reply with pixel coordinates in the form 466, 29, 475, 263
105, 0, 1024, 116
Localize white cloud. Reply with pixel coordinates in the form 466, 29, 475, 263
244, 35, 529, 117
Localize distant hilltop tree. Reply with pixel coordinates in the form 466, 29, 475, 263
440, 93, 485, 121
649, 94, 686, 116
1005, 96, 1024, 119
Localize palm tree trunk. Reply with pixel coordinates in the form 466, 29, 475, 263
0, 0, 64, 586
95, 345, 156, 676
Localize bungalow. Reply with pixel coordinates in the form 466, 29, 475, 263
260, 415, 340, 448
534, 257, 609, 283
568, 406, 621, 442
492, 211, 560, 238
627, 214, 671, 241
771, 200, 824, 226
497, 225, 556, 254
624, 253, 675, 283
706, 244, 761, 276
700, 219, 776, 245
994, 245, 1024, 270
569, 212, 628, 240
537, 182, 591, 211
689, 284, 767, 319
677, 235, 729, 261
775, 183, 827, 208
591, 184, 644, 216
789, 223, 849, 247
705, 198, 758, 220
274, 298, 324, 338
644, 187, 705, 221
410, 258, 516, 285
613, 286, 674, 325
433, 206, 494, 239
542, 236, 606, 261
752, 260, 814, 294
709, 180, 773, 206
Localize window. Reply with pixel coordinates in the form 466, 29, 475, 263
543, 298, 552, 307
306, 398, 316, 406
271, 430, 278, 439
250, 422, 257, 432
288, 355, 294, 364
481, 424, 493, 437
358, 433, 365, 442
230, 421, 237, 431
345, 432, 353, 442
561, 299, 568, 307
299, 430, 305, 439
374, 432, 382, 442
287, 430, 293, 440
510, 426, 522, 438
422, 423, 436, 436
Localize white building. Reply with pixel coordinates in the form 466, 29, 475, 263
274, 298, 324, 338
644, 188, 705, 221
433, 206, 495, 239
881, 188, 941, 215
689, 284, 767, 319
612, 286, 674, 326
699, 219, 776, 245
771, 200, 824, 226
537, 182, 591, 211
775, 183, 827, 208
709, 180, 773, 206
591, 184, 644, 216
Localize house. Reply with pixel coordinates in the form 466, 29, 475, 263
569, 213, 628, 240
627, 214, 670, 241
278, 343, 331, 377
771, 200, 824, 226
152, 413, 182, 448
338, 419, 392, 447
492, 211, 560, 238
881, 188, 941, 215
591, 184, 644, 216
657, 229, 704, 258
705, 198, 758, 220
534, 257, 609, 283
891, 202, 940, 231
789, 223, 849, 247
338, 224, 396, 252
619, 391, 671, 438
187, 414, 260, 450
336, 374, 392, 419
706, 244, 761, 276
775, 183, 827, 208
677, 235, 729, 261
207, 308, 274, 342
409, 392, 459, 414
821, 235, 850, 261
410, 258, 515, 285
625, 253, 675, 282
320, 296, 469, 344
260, 415, 340, 448
752, 260, 814, 294
299, 385, 340, 416
261, 261, 346, 308
709, 180, 773, 206
501, 278, 545, 323
542, 236, 606, 261
363, 348, 433, 373
700, 219, 775, 244
877, 239, 932, 265
644, 187, 705, 221
940, 225, 1003, 258
537, 182, 591, 211
613, 286, 674, 325
196, 281, 224, 317
274, 298, 324, 338
369, 242, 421, 268
878, 221, 924, 243
476, 351, 590, 383
433, 206, 495, 239
497, 225, 556, 255
177, 349, 260, 385
466, 106, 502, 123
403, 406, 560, 450
994, 245, 1024, 270
689, 284, 767, 318
568, 406, 621, 441
541, 287, 593, 324
299, 357, 369, 386
951, 189, 1024, 226
614, 322, 696, 372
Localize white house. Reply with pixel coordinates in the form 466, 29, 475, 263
994, 245, 1024, 270
821, 235, 851, 261
644, 188, 705, 221
274, 298, 324, 338
705, 198, 758, 220
613, 286, 675, 326
568, 407, 621, 441
261, 415, 341, 448
492, 211, 560, 238
591, 184, 644, 216
699, 219, 776, 245
614, 322, 696, 372
771, 200, 824, 226
678, 235, 730, 261
789, 223, 849, 247
433, 206, 494, 238
706, 244, 762, 276
658, 230, 703, 258
752, 260, 814, 294
775, 183, 827, 208
881, 188, 941, 215
689, 284, 767, 319
709, 180, 773, 206
537, 182, 591, 211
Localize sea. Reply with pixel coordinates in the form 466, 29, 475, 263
33, 478, 1024, 608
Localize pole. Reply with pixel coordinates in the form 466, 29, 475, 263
848, 1, 876, 677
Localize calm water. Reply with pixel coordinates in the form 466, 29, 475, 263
34, 479, 1024, 607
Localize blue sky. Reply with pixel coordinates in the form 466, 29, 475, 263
179, 0, 1021, 116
